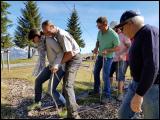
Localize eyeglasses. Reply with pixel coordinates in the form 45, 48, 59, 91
119, 21, 128, 32
96, 23, 107, 28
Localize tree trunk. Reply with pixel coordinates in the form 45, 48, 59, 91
28, 45, 31, 59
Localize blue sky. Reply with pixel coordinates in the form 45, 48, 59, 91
7, 1, 159, 53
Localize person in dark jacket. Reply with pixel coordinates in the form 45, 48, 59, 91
115, 10, 159, 119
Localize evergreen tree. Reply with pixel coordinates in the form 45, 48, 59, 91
1, 1, 12, 49
66, 6, 85, 48
14, 1, 41, 58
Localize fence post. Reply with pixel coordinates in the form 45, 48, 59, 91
1, 50, 4, 70
7, 50, 10, 72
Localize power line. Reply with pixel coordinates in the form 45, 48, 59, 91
62, 1, 72, 11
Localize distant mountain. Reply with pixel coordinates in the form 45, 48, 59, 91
1, 46, 92, 61
1, 46, 35, 60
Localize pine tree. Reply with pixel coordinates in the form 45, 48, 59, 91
66, 6, 85, 48
1, 1, 12, 49
14, 1, 41, 58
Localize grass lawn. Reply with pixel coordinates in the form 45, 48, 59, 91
1, 61, 96, 92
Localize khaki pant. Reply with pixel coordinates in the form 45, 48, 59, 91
63, 53, 82, 118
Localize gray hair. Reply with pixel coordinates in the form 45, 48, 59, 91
130, 16, 144, 26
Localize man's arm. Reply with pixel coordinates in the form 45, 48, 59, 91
130, 29, 159, 113
61, 51, 74, 64
102, 45, 120, 55
102, 33, 120, 55
95, 41, 99, 49
55, 31, 74, 64
92, 41, 99, 54
106, 46, 120, 52
135, 30, 159, 96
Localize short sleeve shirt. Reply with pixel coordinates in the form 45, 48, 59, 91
55, 27, 80, 55
97, 27, 120, 58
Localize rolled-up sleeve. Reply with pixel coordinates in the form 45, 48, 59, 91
58, 34, 73, 52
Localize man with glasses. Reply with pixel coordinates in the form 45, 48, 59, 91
89, 16, 120, 104
115, 10, 159, 119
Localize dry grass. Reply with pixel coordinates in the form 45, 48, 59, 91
1, 60, 131, 96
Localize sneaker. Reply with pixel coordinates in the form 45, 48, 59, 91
60, 109, 81, 119
58, 108, 67, 118
71, 112, 81, 119
101, 95, 111, 104
74, 114, 81, 119
116, 93, 124, 101
88, 90, 99, 96
27, 102, 42, 111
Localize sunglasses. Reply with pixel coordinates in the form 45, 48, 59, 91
96, 23, 107, 28
96, 24, 103, 28
120, 21, 131, 32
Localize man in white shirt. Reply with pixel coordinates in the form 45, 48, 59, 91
42, 20, 82, 119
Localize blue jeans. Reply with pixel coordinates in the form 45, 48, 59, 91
109, 61, 126, 81
35, 66, 66, 105
93, 55, 113, 97
52, 67, 66, 105
118, 80, 159, 119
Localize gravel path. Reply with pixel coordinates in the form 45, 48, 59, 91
2, 78, 143, 119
